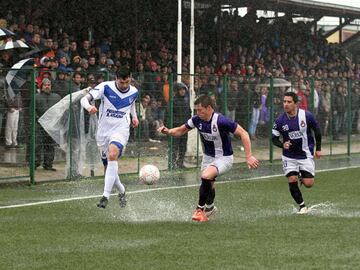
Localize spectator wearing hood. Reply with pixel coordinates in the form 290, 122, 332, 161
57, 52, 73, 73
170, 82, 191, 169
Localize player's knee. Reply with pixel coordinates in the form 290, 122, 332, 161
201, 172, 215, 180
107, 151, 118, 161
286, 171, 299, 183
302, 178, 314, 188
201, 166, 218, 180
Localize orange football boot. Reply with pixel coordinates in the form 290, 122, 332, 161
191, 208, 208, 222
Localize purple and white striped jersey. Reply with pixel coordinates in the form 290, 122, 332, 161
185, 112, 237, 157
272, 109, 320, 159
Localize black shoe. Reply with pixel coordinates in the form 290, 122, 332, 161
43, 166, 57, 171
118, 192, 127, 208
69, 173, 83, 179
97, 196, 108, 208
177, 164, 186, 169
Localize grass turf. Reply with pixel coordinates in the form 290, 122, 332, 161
0, 168, 360, 269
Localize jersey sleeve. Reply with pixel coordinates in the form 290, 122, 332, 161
88, 82, 106, 100
185, 116, 196, 129
218, 115, 237, 133
272, 119, 281, 137
305, 111, 320, 130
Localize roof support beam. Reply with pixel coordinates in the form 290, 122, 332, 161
323, 17, 352, 39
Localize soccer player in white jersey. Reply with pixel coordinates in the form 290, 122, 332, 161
158, 95, 259, 222
272, 92, 322, 214
81, 68, 139, 208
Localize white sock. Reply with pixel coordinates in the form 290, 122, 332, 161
114, 173, 125, 194
103, 161, 118, 198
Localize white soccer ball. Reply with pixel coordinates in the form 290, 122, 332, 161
139, 164, 160, 185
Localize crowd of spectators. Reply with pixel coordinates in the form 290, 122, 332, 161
0, 2, 360, 151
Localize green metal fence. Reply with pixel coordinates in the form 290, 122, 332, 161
0, 69, 359, 184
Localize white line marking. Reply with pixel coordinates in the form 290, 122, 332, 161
0, 165, 359, 210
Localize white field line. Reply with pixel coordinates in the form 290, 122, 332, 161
0, 165, 359, 210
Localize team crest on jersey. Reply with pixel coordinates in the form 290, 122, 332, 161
282, 124, 289, 131
212, 124, 217, 132
199, 123, 202, 130
300, 120, 306, 127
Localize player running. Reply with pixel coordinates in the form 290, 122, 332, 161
159, 94, 259, 222
272, 91, 322, 214
81, 68, 139, 208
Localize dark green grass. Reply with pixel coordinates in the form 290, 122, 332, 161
1, 168, 360, 269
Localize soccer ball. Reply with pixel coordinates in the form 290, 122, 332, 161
139, 164, 160, 185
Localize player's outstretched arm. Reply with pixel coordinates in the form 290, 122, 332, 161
234, 124, 259, 169
158, 124, 189, 137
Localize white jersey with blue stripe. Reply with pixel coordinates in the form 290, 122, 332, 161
185, 112, 237, 158
88, 81, 138, 141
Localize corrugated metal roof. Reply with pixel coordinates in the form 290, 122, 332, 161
225, 0, 360, 18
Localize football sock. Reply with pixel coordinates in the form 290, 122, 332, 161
206, 180, 216, 206
289, 182, 304, 205
198, 178, 212, 208
299, 202, 306, 208
103, 161, 118, 198
114, 173, 125, 194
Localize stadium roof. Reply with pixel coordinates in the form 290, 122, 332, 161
222, 0, 360, 19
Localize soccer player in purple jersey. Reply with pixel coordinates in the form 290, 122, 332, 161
272, 92, 322, 214
158, 95, 259, 222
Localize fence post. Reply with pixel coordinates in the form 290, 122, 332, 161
223, 75, 228, 116
269, 77, 274, 163
309, 77, 315, 112
168, 73, 174, 170
67, 74, 73, 180
347, 79, 352, 156
29, 70, 36, 185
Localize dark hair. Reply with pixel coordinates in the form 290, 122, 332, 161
73, 72, 82, 78
116, 68, 131, 80
194, 94, 214, 108
284, 91, 298, 103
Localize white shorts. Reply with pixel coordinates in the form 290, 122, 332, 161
201, 154, 234, 175
97, 131, 129, 158
282, 156, 315, 177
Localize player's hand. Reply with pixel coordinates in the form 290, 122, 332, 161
246, 155, 259, 169
314, 151, 321, 159
87, 106, 98, 114
132, 118, 139, 128
283, 140, 292, 150
158, 126, 169, 135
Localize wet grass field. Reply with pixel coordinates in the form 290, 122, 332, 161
1, 167, 360, 269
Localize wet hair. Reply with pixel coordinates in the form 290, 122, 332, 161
194, 94, 214, 108
116, 68, 131, 80
284, 91, 298, 103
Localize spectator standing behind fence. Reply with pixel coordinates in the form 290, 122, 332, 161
52, 71, 68, 98
0, 92, 6, 144
35, 78, 61, 170
5, 93, 22, 149
248, 83, 261, 140
66, 73, 84, 179
171, 83, 191, 169
139, 94, 151, 141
